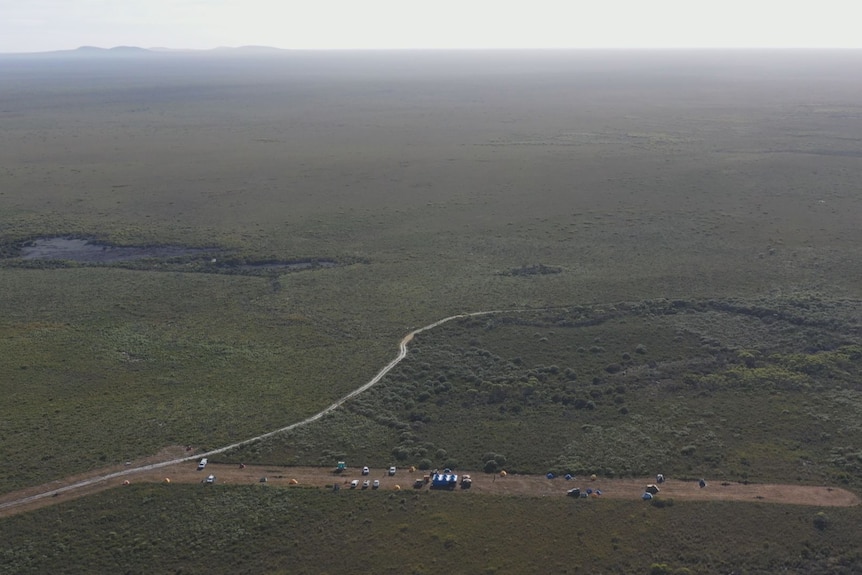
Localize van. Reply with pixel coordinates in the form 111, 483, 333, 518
197, 458, 208, 470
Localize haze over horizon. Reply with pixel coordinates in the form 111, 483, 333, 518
2, 0, 861, 54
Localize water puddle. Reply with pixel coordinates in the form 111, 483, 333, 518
11, 237, 340, 275
18, 237, 210, 263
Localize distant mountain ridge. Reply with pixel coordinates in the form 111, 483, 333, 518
0, 45, 289, 57
76, 45, 150, 52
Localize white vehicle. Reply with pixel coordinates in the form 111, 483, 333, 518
205, 474, 215, 484
372, 479, 380, 489
350, 480, 359, 489
197, 458, 208, 470
388, 466, 397, 476
361, 466, 370, 476
362, 480, 370, 489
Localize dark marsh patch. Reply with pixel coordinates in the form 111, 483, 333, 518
222, 259, 337, 272
6, 236, 340, 276
17, 237, 210, 263
501, 263, 563, 277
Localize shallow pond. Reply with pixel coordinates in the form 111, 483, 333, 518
18, 237, 210, 263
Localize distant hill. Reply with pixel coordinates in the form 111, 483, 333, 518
0, 45, 155, 58
0, 45, 288, 57
79, 45, 150, 53
74, 45, 153, 56
215, 45, 287, 53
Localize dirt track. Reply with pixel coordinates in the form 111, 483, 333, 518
1, 310, 859, 518
2, 458, 858, 518
0, 311, 501, 518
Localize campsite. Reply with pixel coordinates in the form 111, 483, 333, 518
4, 462, 858, 520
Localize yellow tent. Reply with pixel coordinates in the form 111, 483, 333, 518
499, 470, 507, 477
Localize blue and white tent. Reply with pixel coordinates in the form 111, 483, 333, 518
431, 473, 459, 488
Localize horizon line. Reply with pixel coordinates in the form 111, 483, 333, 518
3, 45, 862, 56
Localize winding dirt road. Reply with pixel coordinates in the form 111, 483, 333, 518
0, 312, 496, 516
1, 309, 859, 518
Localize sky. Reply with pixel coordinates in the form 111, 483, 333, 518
1, 0, 860, 53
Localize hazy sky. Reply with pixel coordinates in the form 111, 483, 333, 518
1, 0, 860, 53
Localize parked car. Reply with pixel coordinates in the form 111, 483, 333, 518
388, 466, 397, 476
413, 479, 425, 489
197, 458, 207, 470
362, 480, 370, 489
372, 479, 380, 489
350, 480, 359, 489
205, 474, 215, 484
362, 466, 370, 475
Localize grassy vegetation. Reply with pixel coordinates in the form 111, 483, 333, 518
0, 267, 396, 492
1, 50, 861, 572
2, 485, 860, 574
230, 297, 862, 489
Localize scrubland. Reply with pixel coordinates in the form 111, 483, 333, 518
1, 49, 861, 573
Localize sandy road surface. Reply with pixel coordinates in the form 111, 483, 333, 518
133, 464, 862, 508
2, 462, 858, 518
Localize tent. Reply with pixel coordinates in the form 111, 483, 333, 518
431, 473, 459, 489
642, 492, 654, 500
645, 484, 660, 495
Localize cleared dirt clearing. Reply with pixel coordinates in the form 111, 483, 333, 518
2, 461, 857, 518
